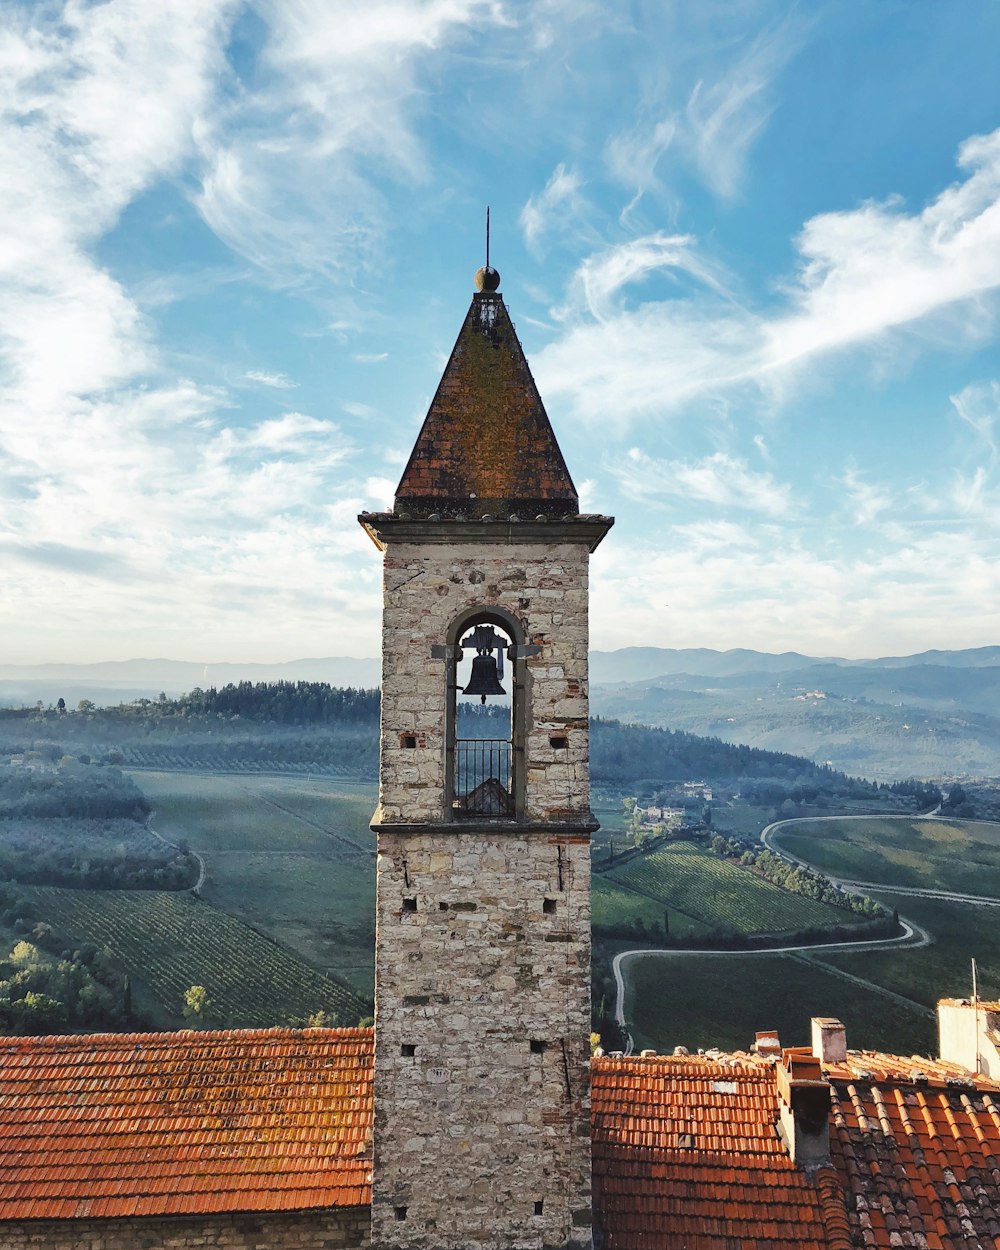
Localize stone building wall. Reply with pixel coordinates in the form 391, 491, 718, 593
371, 829, 592, 1250
0, 1207, 369, 1250
376, 539, 592, 826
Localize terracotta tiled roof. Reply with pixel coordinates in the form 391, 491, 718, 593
592, 1053, 836, 1249
0, 1027, 372, 1220
394, 291, 578, 516
824, 1051, 1000, 1249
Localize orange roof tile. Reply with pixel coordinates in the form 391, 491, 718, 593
592, 1054, 837, 1250
0, 1027, 372, 1221
823, 1051, 1000, 1249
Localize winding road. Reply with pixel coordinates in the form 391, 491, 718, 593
609, 812, 977, 1055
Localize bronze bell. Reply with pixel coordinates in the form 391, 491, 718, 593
463, 653, 505, 703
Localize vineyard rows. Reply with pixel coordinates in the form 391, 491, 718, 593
0, 816, 164, 856
121, 747, 357, 775
606, 843, 859, 935
23, 886, 368, 1027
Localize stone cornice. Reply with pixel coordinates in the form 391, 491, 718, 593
370, 816, 599, 837
359, 512, 614, 553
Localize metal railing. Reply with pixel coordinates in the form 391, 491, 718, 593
453, 738, 513, 816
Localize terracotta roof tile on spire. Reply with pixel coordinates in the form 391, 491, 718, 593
394, 283, 578, 518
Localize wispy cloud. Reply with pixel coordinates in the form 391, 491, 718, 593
841, 467, 892, 527
196, 0, 506, 282
569, 232, 730, 320
605, 9, 805, 208
615, 449, 794, 517
951, 379, 1000, 457
520, 164, 586, 257
765, 130, 1000, 372
244, 369, 297, 388
537, 127, 1000, 427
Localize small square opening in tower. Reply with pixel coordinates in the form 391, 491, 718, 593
529, 1039, 546, 1054
534, 1201, 544, 1216
543, 897, 557, 915
402, 897, 417, 913
400, 734, 418, 749
549, 735, 568, 750
400, 1043, 416, 1057
394, 1206, 408, 1222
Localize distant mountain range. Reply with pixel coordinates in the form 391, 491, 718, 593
4, 646, 1000, 780
0, 657, 383, 707
587, 647, 1000, 780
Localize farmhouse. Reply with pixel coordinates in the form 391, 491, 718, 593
1, 266, 998, 1250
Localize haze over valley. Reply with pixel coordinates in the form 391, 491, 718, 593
5, 645, 1000, 780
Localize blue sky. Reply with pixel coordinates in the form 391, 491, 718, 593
2, 0, 999, 665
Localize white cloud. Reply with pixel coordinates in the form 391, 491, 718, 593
353, 352, 390, 364
951, 379, 1000, 456
244, 369, 297, 388
841, 467, 892, 527
570, 233, 729, 321
590, 520, 1000, 659
538, 128, 1000, 427
520, 164, 586, 257
605, 10, 804, 206
0, 2, 391, 663
615, 449, 793, 517
196, 0, 506, 281
364, 476, 396, 510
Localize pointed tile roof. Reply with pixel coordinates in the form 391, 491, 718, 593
395, 283, 578, 518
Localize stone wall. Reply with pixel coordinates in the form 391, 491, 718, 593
0, 1207, 369, 1250
371, 830, 592, 1250
377, 540, 591, 826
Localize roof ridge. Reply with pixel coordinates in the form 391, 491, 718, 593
813, 1165, 852, 1250
0, 1025, 375, 1050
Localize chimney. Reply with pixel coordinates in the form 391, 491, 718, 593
938, 997, 1000, 1079
753, 1029, 782, 1059
811, 1017, 847, 1064
776, 1048, 831, 1169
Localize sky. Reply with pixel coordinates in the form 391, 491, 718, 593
2, 0, 1000, 666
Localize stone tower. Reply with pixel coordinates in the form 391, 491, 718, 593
359, 263, 612, 1250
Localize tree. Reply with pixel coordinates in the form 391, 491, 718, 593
182, 984, 213, 1027
56, 698, 66, 714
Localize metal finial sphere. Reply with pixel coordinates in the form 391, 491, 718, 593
474, 266, 500, 292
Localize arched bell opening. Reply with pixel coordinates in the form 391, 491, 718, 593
446, 606, 525, 821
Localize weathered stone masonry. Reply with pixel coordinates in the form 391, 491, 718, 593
376, 539, 593, 827
0, 1208, 369, 1250
372, 829, 592, 1250
365, 527, 602, 1250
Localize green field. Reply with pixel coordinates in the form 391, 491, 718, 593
603, 842, 864, 935
774, 815, 1000, 895
23, 885, 367, 1027
136, 771, 377, 994
625, 951, 935, 1055
592, 876, 711, 937
616, 815, 1000, 1057
820, 891, 1000, 1008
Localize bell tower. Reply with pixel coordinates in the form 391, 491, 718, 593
360, 261, 612, 1250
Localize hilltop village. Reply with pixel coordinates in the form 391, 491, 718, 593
1, 268, 999, 1250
